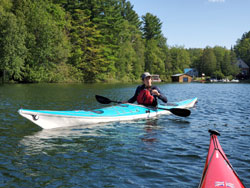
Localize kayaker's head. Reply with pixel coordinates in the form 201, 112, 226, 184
141, 72, 152, 87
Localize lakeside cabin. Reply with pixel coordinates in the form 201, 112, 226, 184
236, 58, 249, 76
151, 74, 161, 82
171, 73, 192, 83
184, 68, 198, 77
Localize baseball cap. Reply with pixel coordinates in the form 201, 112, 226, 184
141, 72, 151, 80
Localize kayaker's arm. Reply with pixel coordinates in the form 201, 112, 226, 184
152, 86, 167, 103
158, 92, 167, 103
127, 86, 142, 103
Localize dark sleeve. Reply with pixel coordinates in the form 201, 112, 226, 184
128, 85, 141, 103
153, 86, 168, 103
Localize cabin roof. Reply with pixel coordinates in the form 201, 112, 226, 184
171, 73, 192, 77
236, 59, 249, 68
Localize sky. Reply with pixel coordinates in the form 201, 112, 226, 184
129, 0, 250, 49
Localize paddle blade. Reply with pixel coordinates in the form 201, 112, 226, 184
169, 108, 191, 117
95, 95, 112, 104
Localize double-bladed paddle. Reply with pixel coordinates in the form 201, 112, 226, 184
95, 95, 191, 117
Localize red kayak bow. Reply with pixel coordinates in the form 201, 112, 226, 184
199, 130, 245, 188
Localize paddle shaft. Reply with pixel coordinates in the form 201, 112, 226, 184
95, 95, 191, 117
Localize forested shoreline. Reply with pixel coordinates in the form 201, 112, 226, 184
1, 0, 250, 83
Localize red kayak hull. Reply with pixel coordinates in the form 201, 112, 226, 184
199, 130, 245, 188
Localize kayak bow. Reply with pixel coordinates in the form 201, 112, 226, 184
199, 130, 245, 188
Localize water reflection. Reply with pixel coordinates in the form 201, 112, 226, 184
140, 119, 160, 143
168, 118, 191, 124
19, 123, 113, 155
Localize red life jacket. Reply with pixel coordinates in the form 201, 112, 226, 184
137, 89, 154, 105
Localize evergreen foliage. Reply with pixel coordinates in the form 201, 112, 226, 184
234, 31, 250, 67
0, 0, 246, 83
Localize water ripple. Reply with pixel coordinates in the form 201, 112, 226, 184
0, 83, 250, 187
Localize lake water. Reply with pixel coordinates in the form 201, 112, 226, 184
0, 83, 250, 187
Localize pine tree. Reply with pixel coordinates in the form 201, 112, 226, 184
119, 0, 141, 29
69, 7, 107, 82
142, 13, 162, 40
142, 13, 167, 76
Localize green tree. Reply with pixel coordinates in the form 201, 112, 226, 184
142, 13, 167, 76
13, 0, 71, 82
0, 2, 27, 81
142, 13, 162, 40
187, 48, 203, 76
229, 49, 240, 77
132, 37, 145, 79
221, 51, 231, 76
115, 20, 144, 81
234, 31, 250, 67
168, 47, 191, 74
164, 49, 173, 79
119, 0, 141, 29
213, 46, 226, 74
201, 47, 217, 76
230, 48, 237, 64
144, 39, 165, 75
69, 8, 108, 82
0, 0, 12, 12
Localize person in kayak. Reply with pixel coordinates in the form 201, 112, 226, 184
127, 72, 167, 106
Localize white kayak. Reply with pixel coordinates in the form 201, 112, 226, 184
18, 97, 197, 129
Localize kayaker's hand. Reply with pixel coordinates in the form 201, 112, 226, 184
151, 89, 160, 97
